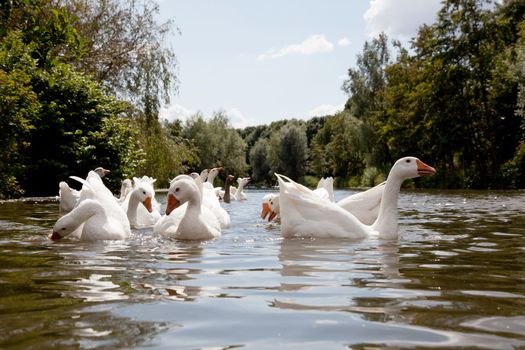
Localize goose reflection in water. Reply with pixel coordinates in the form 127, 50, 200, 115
135, 241, 204, 302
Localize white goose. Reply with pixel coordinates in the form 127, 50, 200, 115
58, 181, 80, 216
157, 178, 221, 240
51, 199, 131, 240
232, 177, 251, 201
199, 167, 231, 228
121, 177, 161, 228
261, 177, 330, 223
262, 181, 383, 226
51, 171, 131, 240
276, 157, 436, 239
118, 179, 132, 203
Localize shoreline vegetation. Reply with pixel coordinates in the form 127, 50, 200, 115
1, 0, 524, 199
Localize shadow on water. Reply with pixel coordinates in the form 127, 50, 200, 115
0, 189, 524, 349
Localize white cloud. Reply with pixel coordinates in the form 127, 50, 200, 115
307, 103, 344, 118
337, 37, 350, 46
159, 104, 197, 123
364, 0, 442, 39
225, 108, 256, 129
257, 34, 334, 62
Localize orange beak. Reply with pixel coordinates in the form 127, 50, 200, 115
268, 211, 277, 222
142, 197, 153, 213
50, 232, 62, 241
166, 193, 180, 215
416, 159, 436, 177
261, 202, 270, 219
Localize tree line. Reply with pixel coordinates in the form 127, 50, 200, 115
1, 0, 524, 199
245, 0, 525, 189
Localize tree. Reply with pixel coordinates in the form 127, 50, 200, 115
22, 62, 145, 195
183, 112, 247, 177
0, 32, 41, 198
57, 0, 178, 108
341, 33, 391, 169
249, 138, 270, 184
267, 123, 308, 180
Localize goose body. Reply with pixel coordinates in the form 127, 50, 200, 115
155, 178, 221, 240
276, 157, 435, 239
51, 170, 131, 240
233, 177, 251, 201
201, 168, 231, 228
58, 181, 80, 216
336, 182, 385, 225
51, 199, 131, 240
118, 179, 133, 203
313, 177, 334, 202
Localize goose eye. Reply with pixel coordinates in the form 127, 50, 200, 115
142, 191, 146, 195
406, 159, 411, 163
175, 187, 180, 192
61, 227, 66, 231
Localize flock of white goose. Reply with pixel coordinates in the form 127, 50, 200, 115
51, 157, 436, 241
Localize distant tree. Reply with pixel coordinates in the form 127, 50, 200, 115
183, 112, 247, 176
310, 112, 366, 180
249, 138, 270, 184
341, 33, 391, 169
267, 123, 308, 180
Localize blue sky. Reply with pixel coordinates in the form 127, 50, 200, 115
157, 0, 442, 128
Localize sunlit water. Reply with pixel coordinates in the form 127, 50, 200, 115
0, 189, 524, 349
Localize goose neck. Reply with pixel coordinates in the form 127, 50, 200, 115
372, 174, 403, 238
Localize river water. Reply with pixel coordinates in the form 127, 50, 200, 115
0, 189, 524, 349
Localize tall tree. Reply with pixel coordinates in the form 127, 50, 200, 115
249, 138, 270, 184
183, 112, 247, 176
267, 123, 308, 180
57, 0, 177, 108
341, 33, 391, 169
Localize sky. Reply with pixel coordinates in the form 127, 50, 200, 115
157, 0, 443, 128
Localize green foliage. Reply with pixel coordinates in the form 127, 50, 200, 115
0, 32, 40, 198
310, 112, 366, 178
183, 112, 247, 177
249, 138, 270, 184
22, 62, 145, 195
60, 0, 178, 110
267, 123, 308, 180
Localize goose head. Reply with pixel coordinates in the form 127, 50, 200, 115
166, 178, 200, 215
51, 214, 78, 240
225, 174, 235, 186
261, 194, 275, 219
261, 194, 279, 221
94, 167, 110, 178
390, 157, 436, 180
237, 177, 251, 187
208, 167, 223, 179
267, 195, 280, 221
132, 185, 154, 212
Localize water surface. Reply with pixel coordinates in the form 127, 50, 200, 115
0, 189, 524, 349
